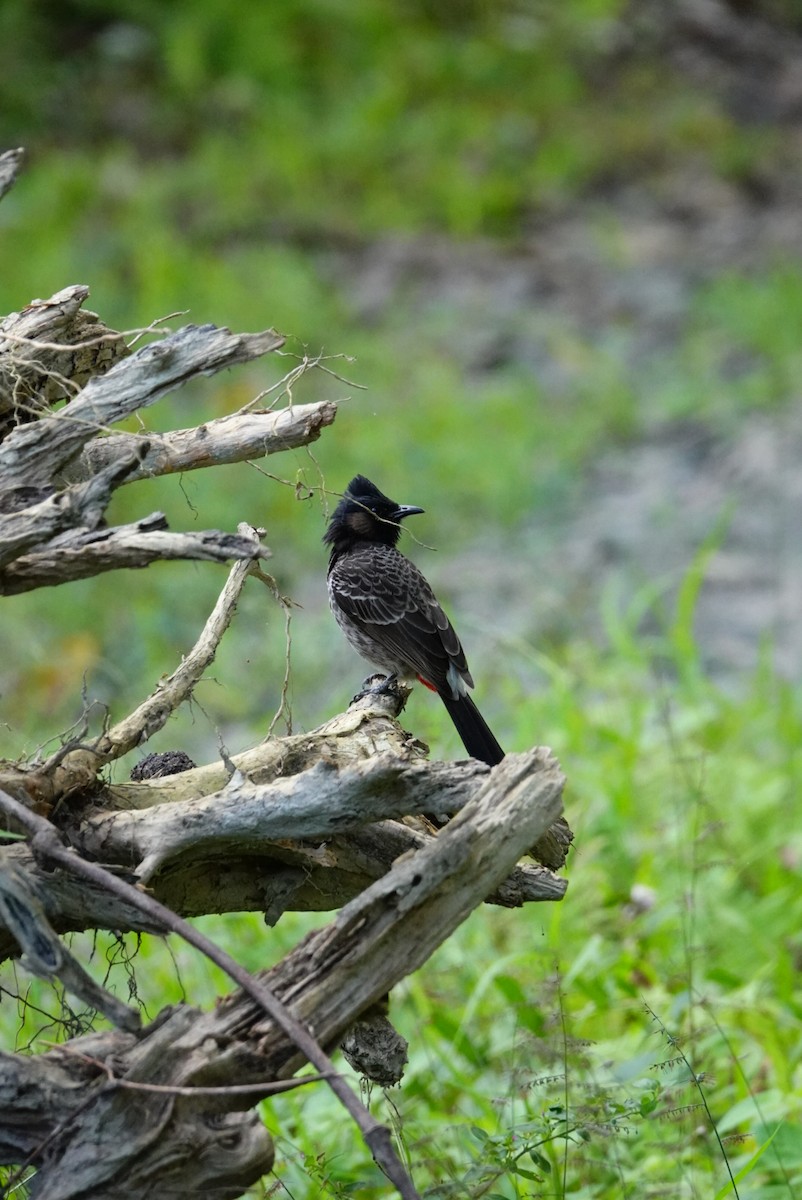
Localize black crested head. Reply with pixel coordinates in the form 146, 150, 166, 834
323, 475, 424, 555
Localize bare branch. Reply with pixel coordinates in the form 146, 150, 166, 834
66, 398, 337, 484
81, 523, 266, 764
0, 518, 268, 596
105, 685, 432, 810
46, 1054, 332, 1099
0, 323, 285, 488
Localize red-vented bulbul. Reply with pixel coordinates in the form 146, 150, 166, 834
324, 475, 504, 766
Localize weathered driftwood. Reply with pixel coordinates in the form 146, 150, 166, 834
0, 688, 568, 963
0, 747, 564, 1200
0, 317, 289, 594
0, 515, 271, 595
0, 321, 285, 487
0, 284, 128, 437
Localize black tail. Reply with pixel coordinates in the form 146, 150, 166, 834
440, 693, 505, 766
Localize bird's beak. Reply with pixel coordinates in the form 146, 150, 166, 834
394, 504, 425, 521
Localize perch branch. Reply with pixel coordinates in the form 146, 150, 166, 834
0, 685, 568, 960
61, 523, 266, 776
104, 684, 432, 811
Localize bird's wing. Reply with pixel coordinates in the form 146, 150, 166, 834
330, 547, 473, 692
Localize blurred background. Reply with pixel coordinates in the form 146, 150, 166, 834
2, 2, 802, 1195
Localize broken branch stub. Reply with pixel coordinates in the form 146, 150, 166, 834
0, 285, 129, 438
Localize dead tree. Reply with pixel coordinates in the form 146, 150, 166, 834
0, 148, 571, 1200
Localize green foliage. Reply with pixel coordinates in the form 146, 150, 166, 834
0, 0, 780, 252
1, 0, 611, 235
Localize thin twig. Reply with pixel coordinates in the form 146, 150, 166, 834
274, 348, 367, 390
246, 561, 296, 737
0, 330, 125, 354
49, 1047, 333, 1098
126, 311, 190, 348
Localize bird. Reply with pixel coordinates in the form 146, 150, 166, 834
324, 474, 504, 766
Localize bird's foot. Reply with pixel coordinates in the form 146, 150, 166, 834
368, 672, 398, 695
352, 673, 397, 703
351, 673, 409, 709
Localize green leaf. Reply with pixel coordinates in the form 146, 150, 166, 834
714, 1124, 782, 1200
